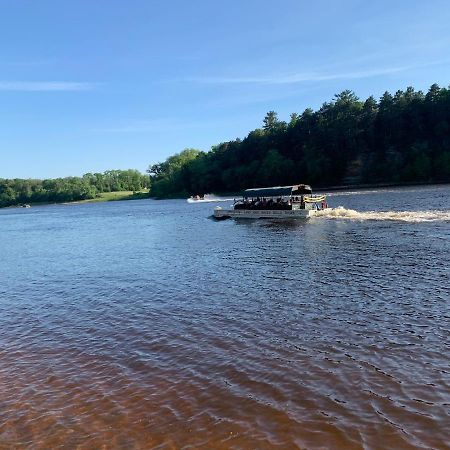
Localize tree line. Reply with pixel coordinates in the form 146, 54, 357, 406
148, 83, 450, 197
0, 169, 150, 207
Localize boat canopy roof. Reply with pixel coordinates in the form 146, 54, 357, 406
244, 184, 312, 198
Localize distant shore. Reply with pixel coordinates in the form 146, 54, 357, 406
175, 180, 450, 200
4, 181, 450, 208
72, 190, 149, 204
314, 179, 450, 193
5, 190, 150, 209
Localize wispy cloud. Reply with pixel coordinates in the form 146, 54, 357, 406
0, 81, 94, 91
188, 58, 450, 85
188, 66, 414, 85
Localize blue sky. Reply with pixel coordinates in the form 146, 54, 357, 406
1, 0, 450, 179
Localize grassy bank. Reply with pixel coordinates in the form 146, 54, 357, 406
77, 190, 150, 204
1, 190, 151, 209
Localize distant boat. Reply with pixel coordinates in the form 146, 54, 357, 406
20, 204, 31, 208
187, 194, 232, 203
213, 184, 328, 219
187, 194, 206, 202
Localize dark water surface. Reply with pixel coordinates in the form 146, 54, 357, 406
1, 186, 449, 449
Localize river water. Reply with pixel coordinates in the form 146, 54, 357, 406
0, 185, 449, 449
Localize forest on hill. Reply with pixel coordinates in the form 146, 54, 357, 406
0, 170, 150, 208
2, 83, 449, 207
149, 83, 450, 198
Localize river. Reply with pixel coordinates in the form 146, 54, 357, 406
0, 185, 449, 449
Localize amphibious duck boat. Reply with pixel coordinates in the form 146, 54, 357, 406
213, 184, 327, 219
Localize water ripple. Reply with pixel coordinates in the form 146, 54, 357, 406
0, 188, 450, 448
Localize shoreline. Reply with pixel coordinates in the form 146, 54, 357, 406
3, 190, 150, 209
314, 179, 450, 193
178, 180, 450, 200
3, 181, 450, 208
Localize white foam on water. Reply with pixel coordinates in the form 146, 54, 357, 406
187, 194, 235, 203
326, 189, 399, 197
325, 185, 449, 197
316, 206, 450, 223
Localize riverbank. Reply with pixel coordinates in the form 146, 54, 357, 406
3, 190, 150, 209
75, 190, 150, 204
154, 180, 450, 200
314, 179, 450, 193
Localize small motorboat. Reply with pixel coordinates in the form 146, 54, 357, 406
188, 194, 205, 202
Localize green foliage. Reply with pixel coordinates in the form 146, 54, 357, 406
0, 170, 150, 208
148, 83, 450, 197
148, 148, 202, 197
263, 111, 279, 131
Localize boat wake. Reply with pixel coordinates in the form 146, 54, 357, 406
187, 195, 234, 203
316, 206, 450, 223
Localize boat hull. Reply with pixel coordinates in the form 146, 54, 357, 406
214, 207, 318, 219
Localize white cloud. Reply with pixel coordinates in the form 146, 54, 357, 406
188, 66, 413, 85
187, 59, 450, 85
0, 81, 94, 91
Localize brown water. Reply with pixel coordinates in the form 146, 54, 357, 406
1, 186, 449, 449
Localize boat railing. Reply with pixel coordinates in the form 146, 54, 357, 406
303, 195, 326, 203
233, 194, 328, 210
